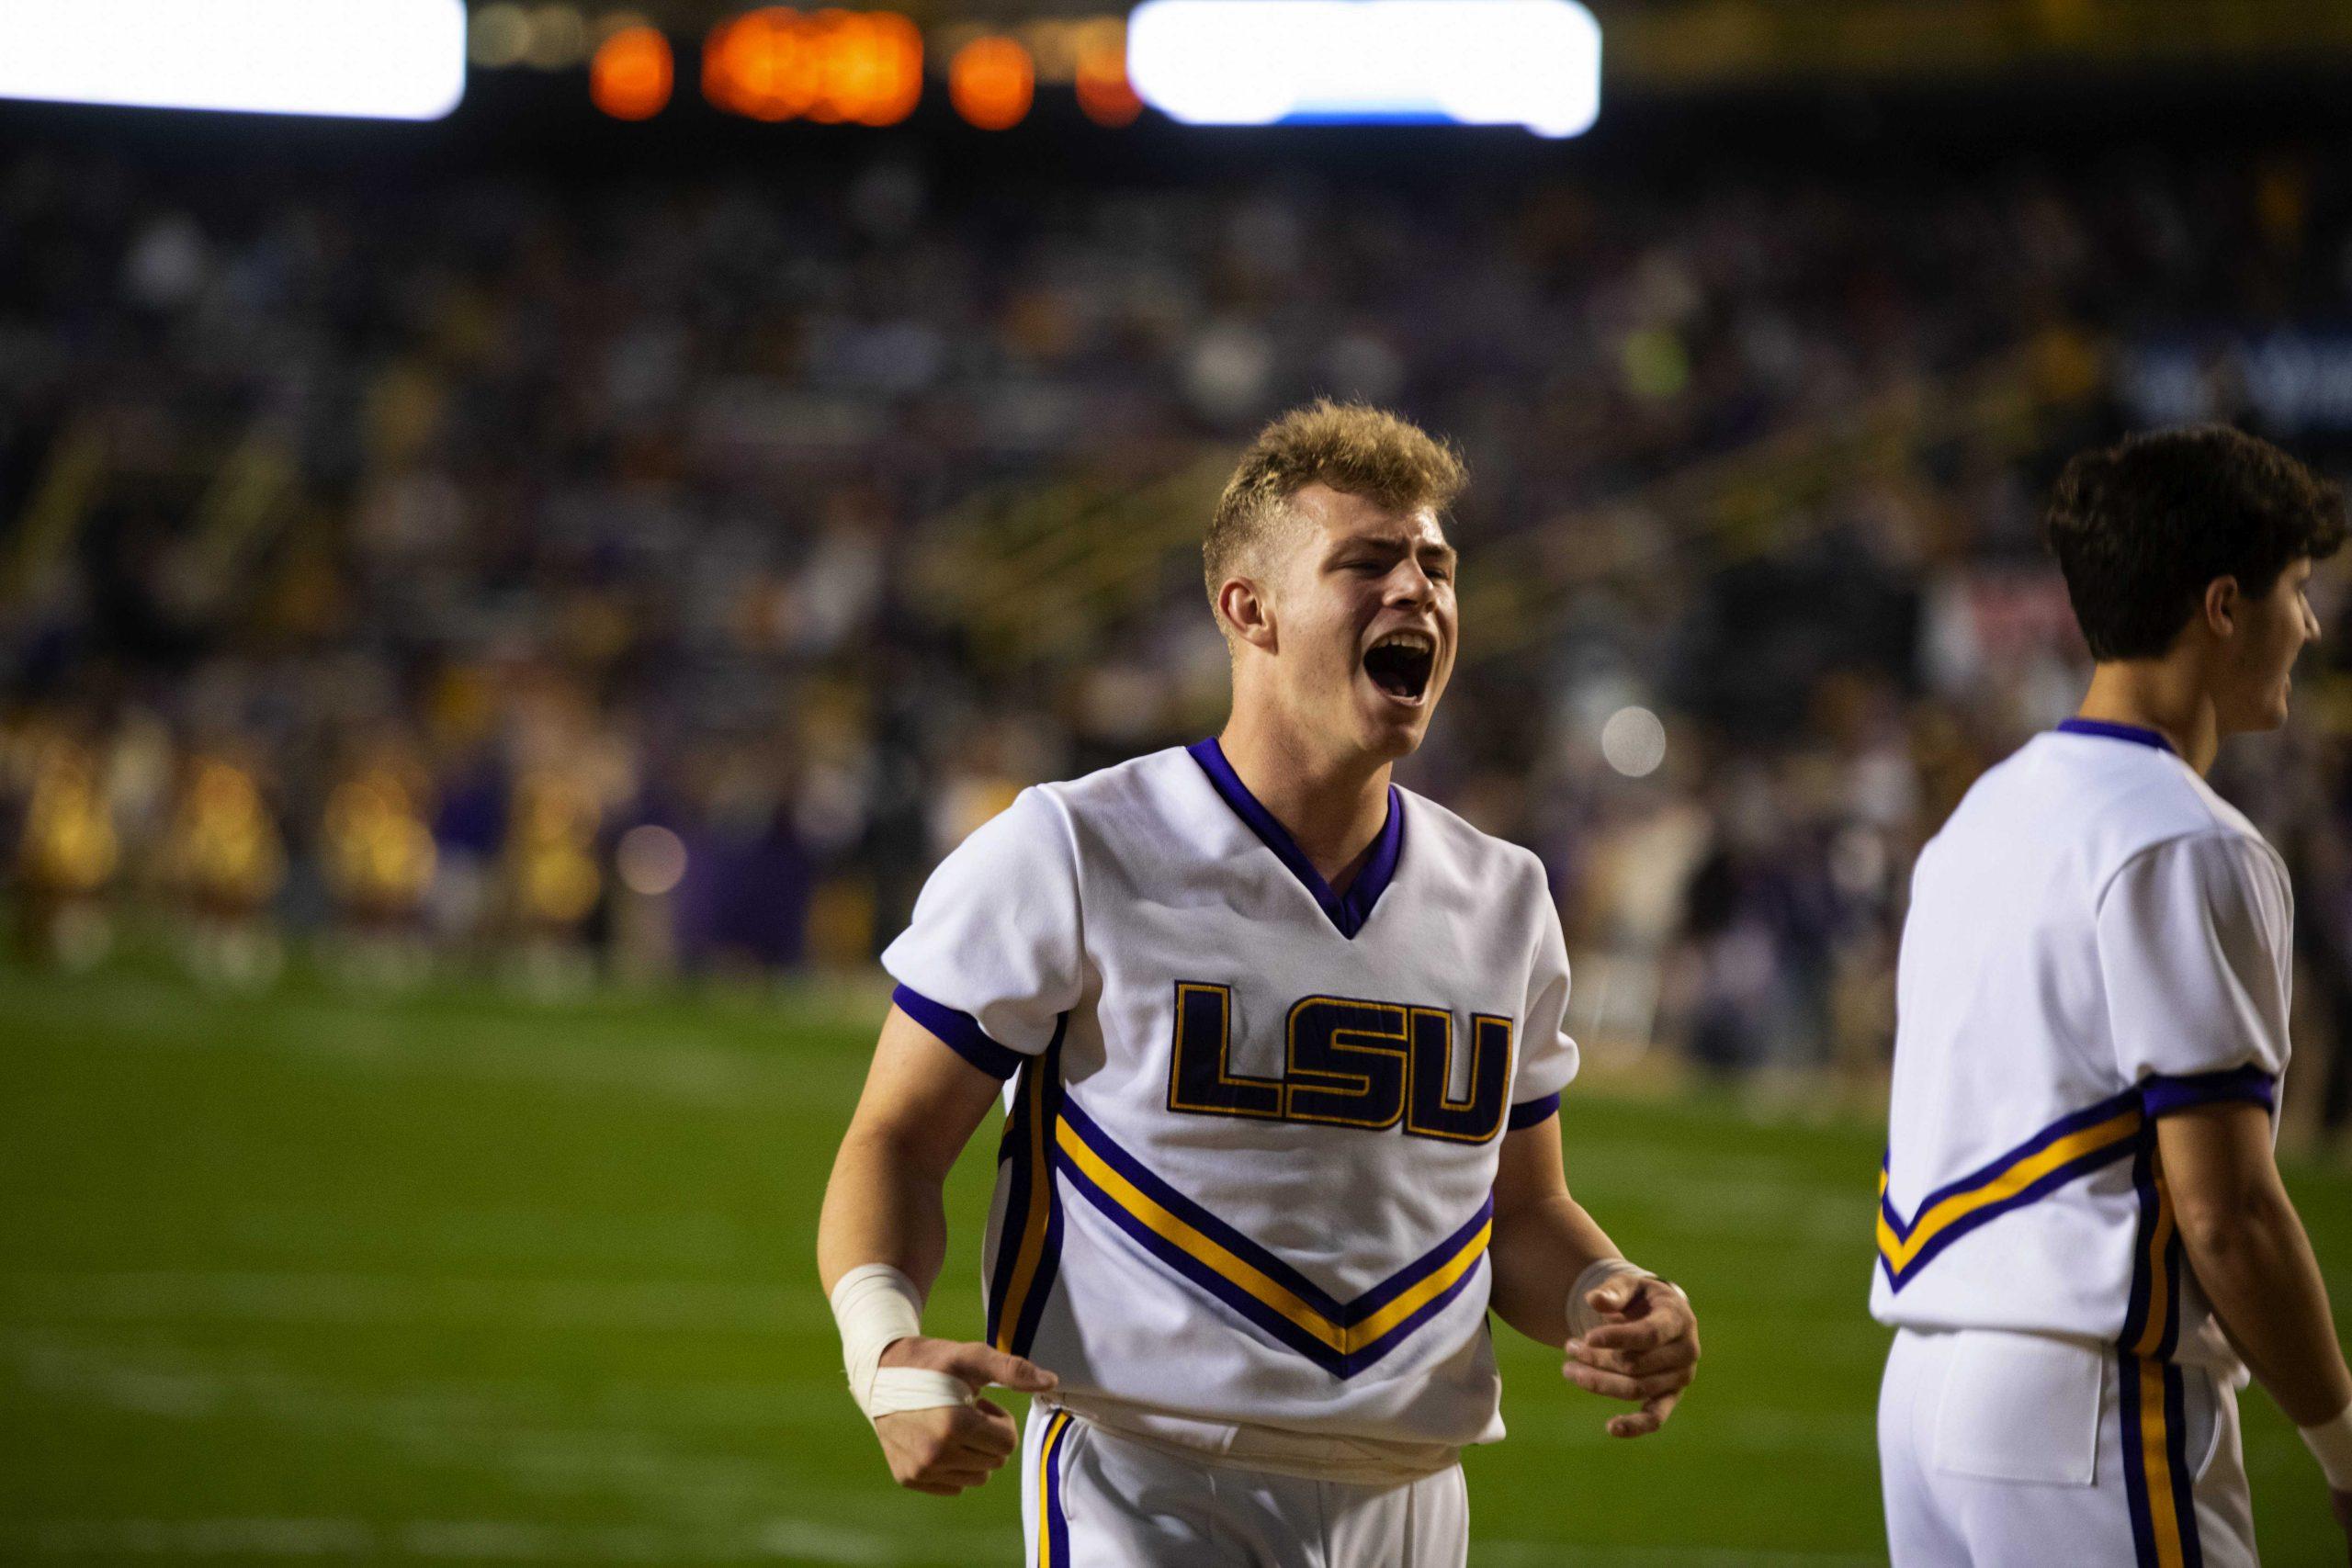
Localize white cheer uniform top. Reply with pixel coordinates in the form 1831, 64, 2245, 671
881, 740, 1579, 1466
1871, 719, 2291, 1371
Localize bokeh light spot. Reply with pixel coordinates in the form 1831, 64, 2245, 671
703, 8, 922, 125
591, 24, 673, 119
1075, 39, 1142, 127
951, 36, 1034, 130
1600, 706, 1668, 778
469, 3, 532, 67
616, 825, 688, 897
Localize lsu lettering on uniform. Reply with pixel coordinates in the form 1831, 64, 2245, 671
1872, 719, 2293, 1568
882, 739, 1579, 1566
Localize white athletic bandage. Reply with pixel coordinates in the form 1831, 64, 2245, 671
1566, 1258, 1678, 1339
2301, 1403, 2352, 1490
829, 1263, 975, 1420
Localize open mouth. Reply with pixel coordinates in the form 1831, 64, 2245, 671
1363, 629, 1436, 704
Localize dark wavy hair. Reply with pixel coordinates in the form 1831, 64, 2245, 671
2043, 425, 2346, 661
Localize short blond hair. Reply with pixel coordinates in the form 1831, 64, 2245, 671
1203, 400, 1466, 615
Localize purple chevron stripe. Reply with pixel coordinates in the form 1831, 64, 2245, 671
1340, 1248, 1489, 1377
1879, 1087, 2142, 1246
1054, 1098, 1490, 1378
1877, 1134, 2139, 1292
1351, 1200, 1493, 1318
1057, 1146, 1352, 1373
1057, 1097, 1345, 1318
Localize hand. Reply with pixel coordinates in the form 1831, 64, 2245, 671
869, 1337, 1058, 1495
1561, 1273, 1699, 1438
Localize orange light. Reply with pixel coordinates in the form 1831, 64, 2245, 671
705, 9, 810, 120
817, 8, 922, 125
703, 8, 921, 124
950, 35, 1032, 130
1073, 39, 1140, 127
590, 24, 673, 119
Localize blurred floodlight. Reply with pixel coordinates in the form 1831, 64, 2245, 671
592, 25, 673, 118
950, 36, 1035, 130
470, 3, 533, 68
1600, 706, 1667, 778
616, 826, 688, 897
704, 9, 923, 126
0, 0, 467, 120
1075, 38, 1143, 126
522, 4, 590, 70
1127, 0, 1599, 135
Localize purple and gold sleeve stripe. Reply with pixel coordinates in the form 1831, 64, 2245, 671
1876, 1088, 2145, 1292
2119, 1127, 2201, 1568
985, 1018, 1068, 1358
1507, 1093, 1560, 1130
2139, 1065, 2275, 1118
1052, 1096, 1490, 1379
2120, 1351, 2201, 1568
1034, 1408, 1073, 1568
891, 984, 1025, 1079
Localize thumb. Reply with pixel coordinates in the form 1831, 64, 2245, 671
941, 1342, 1059, 1393
1586, 1275, 1642, 1316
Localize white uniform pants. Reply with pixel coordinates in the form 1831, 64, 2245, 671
1879, 1328, 2258, 1567
1019, 1404, 1468, 1568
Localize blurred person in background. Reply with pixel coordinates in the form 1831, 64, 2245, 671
497, 766, 605, 997
318, 733, 437, 987
161, 746, 285, 988
7, 716, 119, 970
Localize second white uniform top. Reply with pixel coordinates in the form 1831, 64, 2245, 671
1871, 719, 2292, 1370
881, 740, 1579, 1464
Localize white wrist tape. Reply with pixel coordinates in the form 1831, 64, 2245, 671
1566, 1258, 1667, 1339
2301, 1403, 2352, 1490
829, 1264, 973, 1421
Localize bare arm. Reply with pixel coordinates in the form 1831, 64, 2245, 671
818, 1005, 1006, 1297
1488, 1113, 1623, 1342
1490, 1113, 1700, 1438
816, 1006, 1057, 1496
2158, 1101, 2352, 1426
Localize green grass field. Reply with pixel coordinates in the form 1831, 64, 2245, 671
3, 959, 2347, 1566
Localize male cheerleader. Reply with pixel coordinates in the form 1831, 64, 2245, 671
1873, 425, 2352, 1566
818, 400, 1699, 1564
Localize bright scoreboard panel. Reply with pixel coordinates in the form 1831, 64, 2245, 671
1129, 0, 1600, 135
0, 0, 468, 120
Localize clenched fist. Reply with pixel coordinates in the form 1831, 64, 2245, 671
870, 1337, 1059, 1496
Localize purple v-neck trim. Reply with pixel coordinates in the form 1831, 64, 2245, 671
1186, 739, 1403, 940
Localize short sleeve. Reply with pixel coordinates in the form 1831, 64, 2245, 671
880, 787, 1084, 1079
2097, 831, 2291, 1117
1508, 858, 1580, 1129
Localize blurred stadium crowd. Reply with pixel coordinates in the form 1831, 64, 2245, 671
6, 136, 2352, 1137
